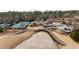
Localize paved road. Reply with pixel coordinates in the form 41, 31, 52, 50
15, 31, 58, 49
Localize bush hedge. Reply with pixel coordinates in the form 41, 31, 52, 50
0, 27, 4, 32
70, 30, 79, 42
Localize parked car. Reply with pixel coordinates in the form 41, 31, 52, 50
57, 25, 74, 34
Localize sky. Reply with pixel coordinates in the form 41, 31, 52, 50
0, 0, 79, 12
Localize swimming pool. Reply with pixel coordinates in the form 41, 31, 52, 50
11, 22, 30, 29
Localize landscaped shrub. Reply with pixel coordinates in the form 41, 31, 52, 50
70, 30, 79, 42
0, 27, 4, 32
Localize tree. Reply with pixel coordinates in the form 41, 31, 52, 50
57, 11, 63, 18
70, 30, 79, 42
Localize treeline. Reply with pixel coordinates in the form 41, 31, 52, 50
0, 10, 79, 23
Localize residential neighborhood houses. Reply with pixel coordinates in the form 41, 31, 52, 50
0, 10, 79, 49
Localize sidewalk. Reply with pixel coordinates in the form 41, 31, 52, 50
52, 30, 79, 49
0, 30, 34, 49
